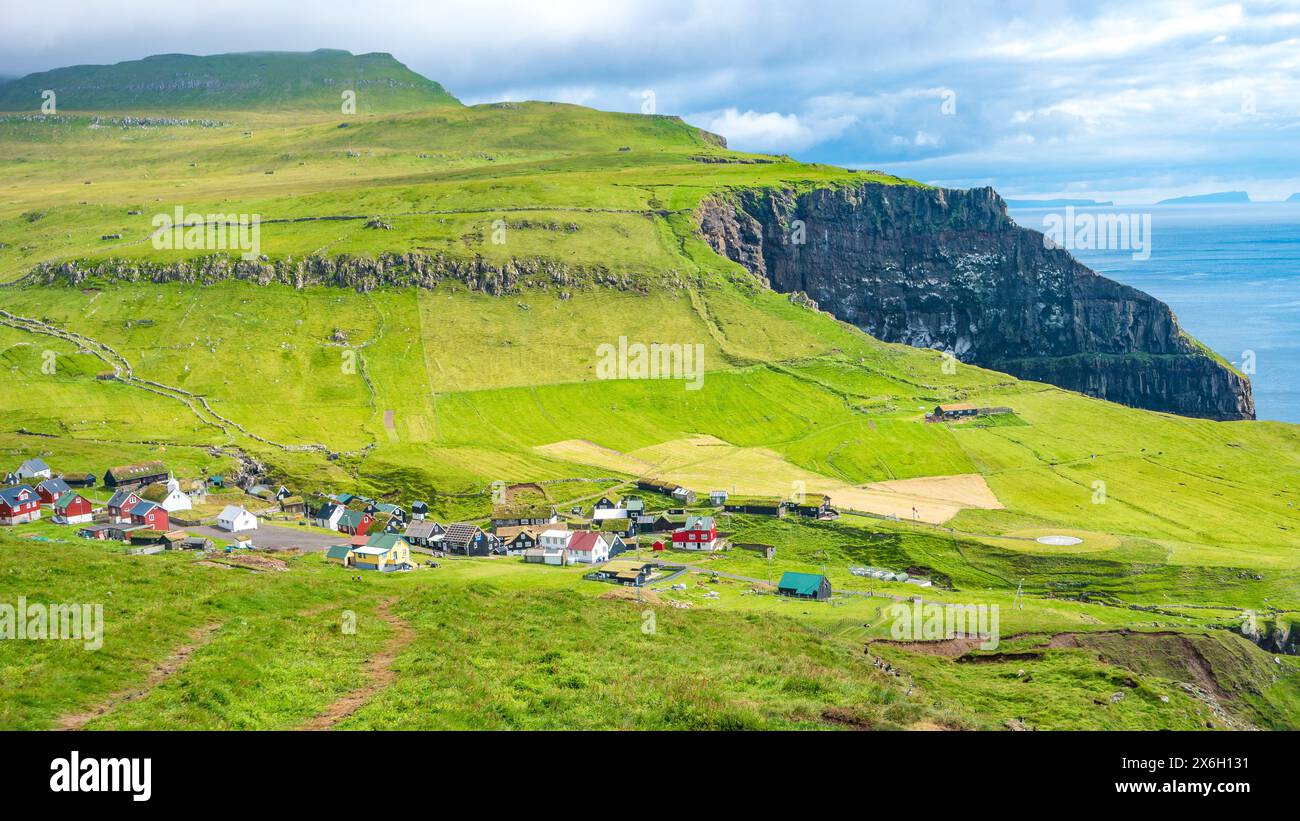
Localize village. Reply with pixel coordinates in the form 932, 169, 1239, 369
0, 456, 866, 603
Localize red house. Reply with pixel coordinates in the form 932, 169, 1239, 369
0, 485, 42, 525
35, 477, 71, 504
671, 516, 718, 551
129, 500, 169, 531
107, 489, 143, 524
338, 509, 374, 536
53, 492, 94, 524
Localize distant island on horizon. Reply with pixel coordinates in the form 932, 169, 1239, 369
1005, 198, 1115, 208
1157, 191, 1252, 205
1009, 193, 1300, 207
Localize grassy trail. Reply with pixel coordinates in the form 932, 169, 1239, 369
299, 597, 412, 730
56, 622, 224, 730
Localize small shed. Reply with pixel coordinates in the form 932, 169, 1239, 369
279, 495, 307, 516
777, 571, 832, 601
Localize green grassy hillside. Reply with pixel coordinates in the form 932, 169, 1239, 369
0, 49, 460, 112
0, 51, 1297, 730
4, 535, 1296, 730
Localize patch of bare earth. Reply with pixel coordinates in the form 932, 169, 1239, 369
226, 553, 290, 572
56, 622, 221, 731
866, 636, 988, 658
820, 707, 874, 729
299, 597, 415, 731
598, 587, 662, 605
907, 719, 950, 731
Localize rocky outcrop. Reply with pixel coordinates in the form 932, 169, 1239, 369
1248, 622, 1300, 656
698, 183, 1254, 420
25, 252, 647, 296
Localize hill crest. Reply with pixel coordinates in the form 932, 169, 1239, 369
0, 49, 461, 112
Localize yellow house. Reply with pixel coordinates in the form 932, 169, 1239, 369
349, 533, 412, 571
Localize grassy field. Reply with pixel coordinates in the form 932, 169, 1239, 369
1, 50, 1298, 730
4, 279, 1296, 559
4, 531, 1296, 730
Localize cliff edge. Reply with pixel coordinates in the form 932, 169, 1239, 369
698, 183, 1254, 420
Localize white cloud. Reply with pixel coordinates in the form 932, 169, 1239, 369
689, 107, 855, 153
985, 2, 1247, 61
2, 0, 1298, 200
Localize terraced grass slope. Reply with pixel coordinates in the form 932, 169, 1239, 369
0, 50, 1297, 730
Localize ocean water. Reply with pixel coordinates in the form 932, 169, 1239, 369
1008, 203, 1300, 423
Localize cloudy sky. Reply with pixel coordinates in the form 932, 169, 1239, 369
3, 0, 1298, 202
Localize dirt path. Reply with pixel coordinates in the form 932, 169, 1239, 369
299, 597, 415, 731
56, 622, 222, 730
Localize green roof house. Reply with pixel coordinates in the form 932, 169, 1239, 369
352, 532, 411, 571
777, 571, 831, 601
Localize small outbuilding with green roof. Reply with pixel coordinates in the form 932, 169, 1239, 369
777, 571, 831, 601
325, 544, 354, 565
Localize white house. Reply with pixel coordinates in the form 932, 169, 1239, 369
709, 490, 728, 506
313, 502, 345, 530
539, 528, 574, 565
567, 531, 611, 564
15, 458, 52, 481
216, 504, 258, 532
539, 528, 571, 549
591, 507, 629, 522
145, 477, 193, 513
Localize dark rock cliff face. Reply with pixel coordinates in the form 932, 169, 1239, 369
698, 183, 1254, 420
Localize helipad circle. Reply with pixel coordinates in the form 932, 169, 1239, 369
1036, 535, 1084, 546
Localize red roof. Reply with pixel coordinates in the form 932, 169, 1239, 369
568, 531, 606, 552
